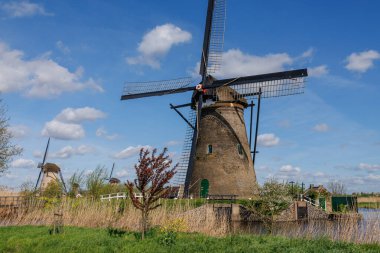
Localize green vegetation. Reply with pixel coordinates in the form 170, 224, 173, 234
1, 226, 379, 253
358, 202, 380, 209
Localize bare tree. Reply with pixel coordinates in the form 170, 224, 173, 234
0, 100, 22, 175
327, 181, 346, 195
126, 147, 177, 239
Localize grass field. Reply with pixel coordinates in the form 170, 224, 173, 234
1, 226, 380, 253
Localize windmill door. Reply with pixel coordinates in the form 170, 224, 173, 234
200, 179, 209, 198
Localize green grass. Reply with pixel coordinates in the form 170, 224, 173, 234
1, 226, 380, 253
358, 202, 380, 209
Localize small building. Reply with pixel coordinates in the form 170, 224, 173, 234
304, 184, 332, 212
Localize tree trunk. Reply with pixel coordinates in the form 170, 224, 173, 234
141, 210, 145, 240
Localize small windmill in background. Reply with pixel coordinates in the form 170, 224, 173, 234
121, 0, 308, 198
107, 162, 120, 184
34, 138, 67, 194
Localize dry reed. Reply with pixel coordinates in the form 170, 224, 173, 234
0, 198, 228, 237
1, 198, 379, 244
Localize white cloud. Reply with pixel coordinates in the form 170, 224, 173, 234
358, 163, 380, 172
313, 123, 329, 132
279, 165, 301, 173
41, 107, 106, 140
115, 169, 129, 178
308, 65, 328, 77
0, 42, 103, 98
313, 172, 326, 177
210, 49, 293, 78
301, 48, 314, 58
278, 120, 291, 128
50, 145, 95, 159
345, 50, 380, 73
0, 1, 52, 17
56, 107, 106, 123
166, 140, 181, 146
33, 150, 43, 158
113, 145, 151, 159
11, 158, 35, 168
41, 120, 85, 140
96, 127, 118, 141
8, 125, 29, 138
127, 23, 192, 68
367, 174, 380, 181
56, 41, 70, 54
257, 133, 280, 147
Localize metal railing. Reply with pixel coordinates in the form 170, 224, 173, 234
301, 195, 323, 209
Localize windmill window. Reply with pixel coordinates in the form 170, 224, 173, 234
207, 144, 213, 154
237, 144, 243, 155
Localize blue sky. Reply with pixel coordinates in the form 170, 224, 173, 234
0, 0, 379, 193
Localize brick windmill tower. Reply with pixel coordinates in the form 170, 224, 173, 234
121, 0, 307, 198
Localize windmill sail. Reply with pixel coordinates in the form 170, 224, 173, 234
208, 69, 308, 100
35, 137, 50, 191
121, 77, 197, 100
206, 0, 226, 74
173, 109, 196, 186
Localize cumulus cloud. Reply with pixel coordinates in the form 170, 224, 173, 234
367, 174, 380, 181
41, 120, 85, 140
279, 165, 301, 173
257, 133, 280, 147
0, 42, 103, 98
0, 1, 52, 17
313, 123, 329, 132
113, 145, 151, 159
166, 140, 181, 146
8, 125, 29, 138
212, 49, 293, 78
56, 107, 106, 123
11, 158, 35, 168
345, 50, 380, 73
115, 169, 129, 178
96, 127, 118, 141
308, 65, 328, 77
56, 41, 70, 54
358, 163, 380, 172
50, 145, 95, 159
41, 107, 106, 140
301, 48, 314, 58
127, 23, 192, 68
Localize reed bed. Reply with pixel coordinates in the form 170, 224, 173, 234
1, 198, 379, 244
0, 198, 228, 237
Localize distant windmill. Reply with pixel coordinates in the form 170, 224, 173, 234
121, 0, 307, 198
34, 138, 67, 193
107, 162, 120, 184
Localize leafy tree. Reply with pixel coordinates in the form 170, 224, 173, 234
126, 147, 177, 239
0, 100, 22, 175
248, 179, 292, 233
68, 170, 85, 197
42, 181, 63, 199
85, 166, 107, 198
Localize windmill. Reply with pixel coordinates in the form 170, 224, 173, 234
34, 138, 67, 194
121, 0, 308, 198
107, 162, 120, 184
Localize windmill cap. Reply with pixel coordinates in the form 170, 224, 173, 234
43, 163, 61, 173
